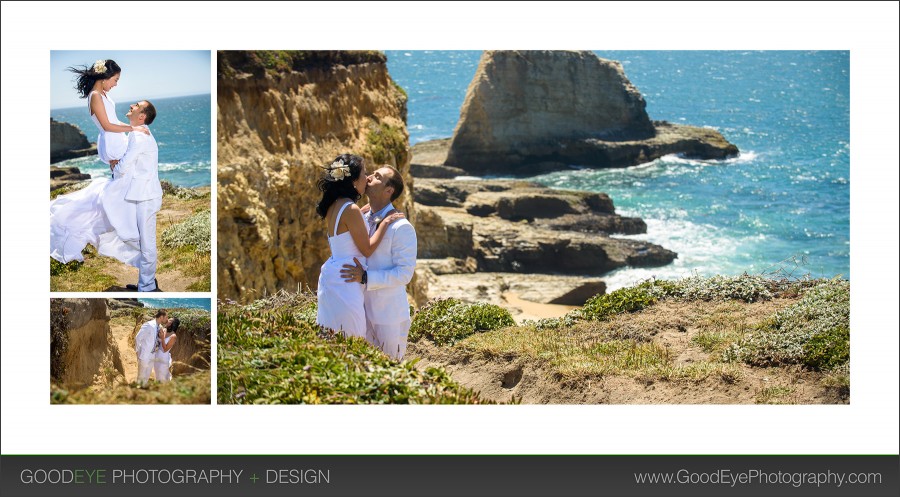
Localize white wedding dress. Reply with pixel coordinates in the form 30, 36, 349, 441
154, 334, 173, 382
50, 91, 140, 265
316, 201, 367, 338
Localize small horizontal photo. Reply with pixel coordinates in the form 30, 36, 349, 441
50, 298, 211, 404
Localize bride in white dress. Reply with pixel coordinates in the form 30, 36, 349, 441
50, 59, 149, 266
154, 317, 178, 382
315, 154, 404, 338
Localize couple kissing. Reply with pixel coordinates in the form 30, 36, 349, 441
314, 154, 417, 360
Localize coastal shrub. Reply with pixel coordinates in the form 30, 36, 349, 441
219, 50, 386, 78
173, 308, 213, 343
366, 122, 407, 166
162, 210, 211, 253
161, 180, 207, 200
532, 310, 584, 330
723, 278, 850, 369
533, 284, 658, 329
538, 274, 796, 330
51, 257, 81, 276
174, 188, 207, 200
50, 300, 70, 382
217, 291, 489, 404
408, 298, 515, 346
581, 286, 657, 321
50, 182, 89, 200
641, 274, 778, 303
109, 306, 141, 319
803, 325, 850, 370
392, 79, 408, 99
160, 179, 179, 196
256, 50, 294, 73
636, 279, 680, 299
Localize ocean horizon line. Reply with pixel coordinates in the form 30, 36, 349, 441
50, 92, 211, 113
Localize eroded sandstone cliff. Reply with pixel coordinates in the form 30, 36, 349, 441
50, 298, 124, 389
217, 51, 411, 301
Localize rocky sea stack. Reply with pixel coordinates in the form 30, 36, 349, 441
50, 118, 96, 164
442, 50, 738, 175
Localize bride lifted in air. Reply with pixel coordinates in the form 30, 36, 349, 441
50, 59, 150, 267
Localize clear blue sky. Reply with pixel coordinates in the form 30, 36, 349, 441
50, 50, 210, 110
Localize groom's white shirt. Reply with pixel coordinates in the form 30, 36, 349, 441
364, 206, 417, 325
135, 319, 158, 363
118, 125, 162, 291
121, 128, 162, 202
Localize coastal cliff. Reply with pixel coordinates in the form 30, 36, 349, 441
445, 51, 738, 174
217, 51, 411, 301
50, 298, 123, 390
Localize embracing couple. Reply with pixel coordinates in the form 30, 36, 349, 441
50, 58, 164, 292
134, 309, 179, 386
315, 154, 417, 360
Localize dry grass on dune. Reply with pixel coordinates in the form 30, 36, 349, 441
407, 276, 850, 405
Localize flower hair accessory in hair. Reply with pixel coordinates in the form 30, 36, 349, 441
327, 159, 351, 181
93, 60, 107, 74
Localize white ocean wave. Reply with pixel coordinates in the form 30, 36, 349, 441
158, 161, 210, 172
602, 217, 761, 291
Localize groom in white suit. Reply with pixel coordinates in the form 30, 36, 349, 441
135, 309, 168, 386
116, 100, 163, 292
342, 166, 417, 360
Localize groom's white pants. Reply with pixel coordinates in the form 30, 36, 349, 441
366, 319, 411, 360
135, 197, 162, 292
137, 358, 153, 386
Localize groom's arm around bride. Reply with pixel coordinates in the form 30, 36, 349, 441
341, 166, 417, 360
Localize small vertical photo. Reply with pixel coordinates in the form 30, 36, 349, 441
50, 298, 211, 404
50, 51, 211, 292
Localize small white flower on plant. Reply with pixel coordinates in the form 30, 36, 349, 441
329, 161, 350, 180
93, 60, 107, 74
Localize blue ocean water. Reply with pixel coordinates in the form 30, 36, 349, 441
386, 51, 850, 289
138, 298, 211, 312
51, 94, 211, 188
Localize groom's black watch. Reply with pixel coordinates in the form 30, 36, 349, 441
360, 270, 368, 285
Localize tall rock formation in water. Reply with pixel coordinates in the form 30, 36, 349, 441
217, 51, 411, 301
445, 50, 738, 174
50, 118, 96, 163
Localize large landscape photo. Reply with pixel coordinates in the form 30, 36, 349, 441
216, 50, 850, 404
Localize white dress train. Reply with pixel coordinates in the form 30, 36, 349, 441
316, 201, 367, 338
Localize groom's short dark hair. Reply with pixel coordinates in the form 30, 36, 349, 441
384, 166, 404, 202
155, 309, 167, 319
141, 101, 157, 125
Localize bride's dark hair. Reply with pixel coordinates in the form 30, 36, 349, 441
67, 59, 122, 99
315, 154, 364, 218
